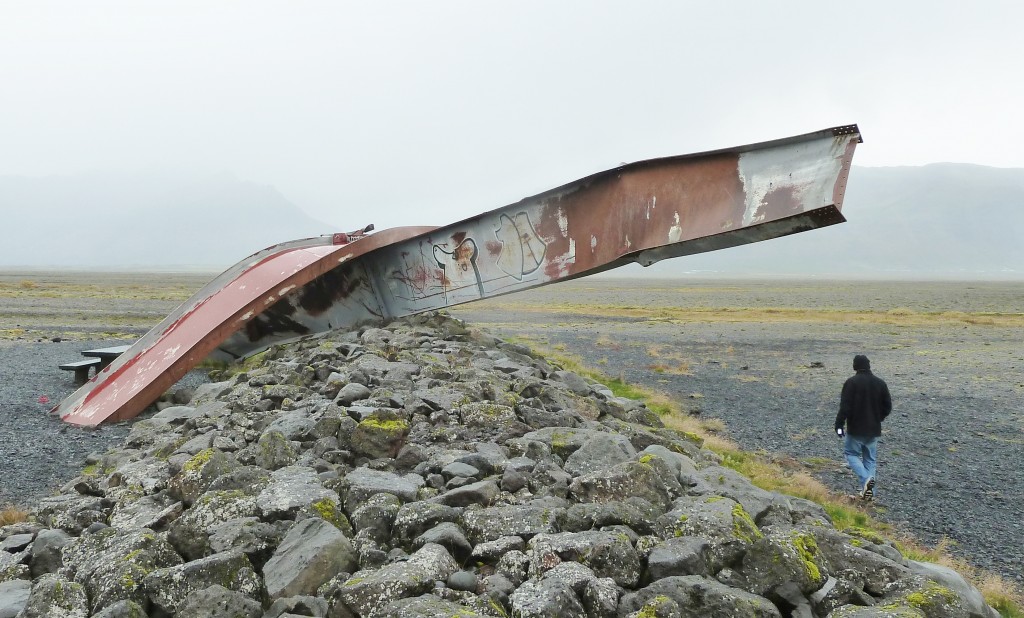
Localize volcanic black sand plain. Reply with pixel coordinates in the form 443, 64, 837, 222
1, 271, 1022, 581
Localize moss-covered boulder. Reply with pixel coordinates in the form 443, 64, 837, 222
167, 490, 260, 560
351, 411, 410, 459
618, 575, 781, 618
18, 574, 89, 618
530, 531, 642, 588
569, 457, 682, 512
658, 496, 763, 571
251, 430, 300, 471
142, 550, 262, 615
60, 527, 182, 613
738, 528, 830, 596
335, 544, 459, 616
168, 448, 239, 506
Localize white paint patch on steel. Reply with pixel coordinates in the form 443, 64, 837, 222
278, 285, 296, 296
668, 212, 682, 243
590, 235, 597, 253
557, 207, 569, 238
737, 135, 845, 227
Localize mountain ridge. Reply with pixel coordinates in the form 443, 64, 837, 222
2, 164, 1021, 278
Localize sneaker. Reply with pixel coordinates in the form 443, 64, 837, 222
861, 478, 875, 501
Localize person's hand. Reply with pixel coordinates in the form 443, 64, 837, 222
836, 427, 844, 438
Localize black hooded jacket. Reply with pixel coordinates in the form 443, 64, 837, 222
835, 355, 892, 438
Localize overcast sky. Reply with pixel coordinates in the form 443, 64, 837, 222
2, 1, 1021, 231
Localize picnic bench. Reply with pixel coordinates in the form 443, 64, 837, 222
59, 344, 132, 384
81, 345, 131, 369
59, 358, 102, 384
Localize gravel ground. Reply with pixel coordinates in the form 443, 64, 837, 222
0, 338, 136, 504
0, 336, 209, 507
453, 283, 1024, 583
2, 276, 1021, 584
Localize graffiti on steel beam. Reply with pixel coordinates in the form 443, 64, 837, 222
494, 212, 546, 281
433, 236, 484, 299
389, 249, 436, 300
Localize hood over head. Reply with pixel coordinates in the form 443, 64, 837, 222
853, 354, 871, 371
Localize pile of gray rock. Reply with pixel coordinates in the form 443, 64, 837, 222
0, 313, 999, 617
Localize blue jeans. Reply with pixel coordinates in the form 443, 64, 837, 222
843, 434, 878, 491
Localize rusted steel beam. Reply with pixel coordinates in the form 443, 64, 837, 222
57, 125, 861, 426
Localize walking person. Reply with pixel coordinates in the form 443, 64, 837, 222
835, 354, 892, 501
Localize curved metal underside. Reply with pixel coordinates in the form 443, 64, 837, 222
58, 124, 861, 426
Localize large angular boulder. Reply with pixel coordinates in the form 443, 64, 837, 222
509, 578, 587, 618
175, 584, 262, 618
569, 457, 682, 511
697, 465, 784, 521
907, 561, 999, 618
169, 448, 239, 505
108, 494, 182, 532
393, 502, 462, 547
433, 480, 499, 507
142, 551, 262, 615
351, 411, 410, 459
739, 528, 830, 596
28, 529, 72, 578
17, 574, 88, 618
530, 531, 641, 588
59, 527, 182, 613
619, 575, 781, 618
257, 466, 339, 521
645, 535, 714, 581
563, 433, 637, 477
0, 580, 31, 618
458, 402, 517, 428
262, 518, 358, 601
207, 517, 285, 568
658, 496, 763, 569
460, 505, 564, 544
167, 489, 260, 560
378, 594, 483, 617
334, 544, 458, 616
343, 468, 424, 512
32, 495, 107, 535
251, 431, 300, 471
562, 500, 658, 535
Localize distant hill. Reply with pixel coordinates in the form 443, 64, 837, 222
0, 172, 336, 269
637, 163, 1024, 279
2, 164, 1021, 278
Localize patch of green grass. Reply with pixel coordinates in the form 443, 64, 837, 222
483, 301, 1024, 328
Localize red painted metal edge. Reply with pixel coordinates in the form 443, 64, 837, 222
57, 227, 434, 425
